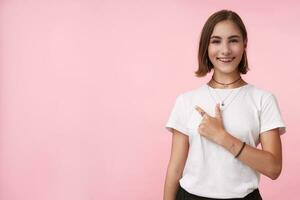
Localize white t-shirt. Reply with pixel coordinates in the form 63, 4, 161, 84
165, 83, 286, 198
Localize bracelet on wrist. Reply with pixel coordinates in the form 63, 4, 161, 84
235, 142, 246, 158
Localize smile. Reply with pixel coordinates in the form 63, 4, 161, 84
217, 57, 235, 63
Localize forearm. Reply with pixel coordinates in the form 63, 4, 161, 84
163, 167, 181, 200
218, 131, 281, 180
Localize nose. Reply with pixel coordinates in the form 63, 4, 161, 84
221, 43, 231, 55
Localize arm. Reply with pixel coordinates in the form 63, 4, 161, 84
218, 128, 282, 180
163, 129, 189, 200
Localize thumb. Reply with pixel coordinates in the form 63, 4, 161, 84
215, 103, 222, 119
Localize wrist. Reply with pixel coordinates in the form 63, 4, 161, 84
216, 129, 228, 146
218, 131, 245, 157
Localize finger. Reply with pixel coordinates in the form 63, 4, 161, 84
202, 114, 209, 120
194, 105, 208, 117
215, 103, 222, 119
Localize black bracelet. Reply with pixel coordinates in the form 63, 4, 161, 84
235, 142, 246, 158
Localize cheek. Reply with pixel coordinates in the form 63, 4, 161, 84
208, 46, 217, 59
231, 44, 245, 55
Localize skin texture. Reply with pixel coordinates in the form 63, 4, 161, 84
194, 103, 224, 144
208, 20, 247, 85
163, 20, 283, 200
163, 130, 189, 200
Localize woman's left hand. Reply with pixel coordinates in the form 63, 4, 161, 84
194, 103, 227, 145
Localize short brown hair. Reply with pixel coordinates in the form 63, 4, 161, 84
195, 10, 249, 77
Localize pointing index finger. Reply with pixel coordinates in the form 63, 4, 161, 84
194, 105, 207, 117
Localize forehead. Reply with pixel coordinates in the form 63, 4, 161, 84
211, 20, 242, 38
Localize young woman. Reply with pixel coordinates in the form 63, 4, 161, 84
163, 10, 286, 200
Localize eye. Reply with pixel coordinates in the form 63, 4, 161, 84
210, 39, 239, 44
211, 40, 220, 44
230, 39, 238, 43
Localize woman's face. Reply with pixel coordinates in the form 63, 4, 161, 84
208, 20, 246, 75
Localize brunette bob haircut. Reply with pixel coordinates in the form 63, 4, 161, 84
195, 10, 250, 77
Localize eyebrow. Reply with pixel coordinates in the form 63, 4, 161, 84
210, 35, 241, 39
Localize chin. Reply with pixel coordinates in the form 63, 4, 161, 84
213, 66, 238, 74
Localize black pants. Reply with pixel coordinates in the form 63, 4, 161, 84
176, 185, 263, 200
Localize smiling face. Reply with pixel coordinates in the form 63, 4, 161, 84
208, 20, 246, 75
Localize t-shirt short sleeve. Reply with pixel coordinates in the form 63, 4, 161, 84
260, 94, 286, 135
165, 94, 189, 136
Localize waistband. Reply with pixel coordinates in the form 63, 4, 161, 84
177, 185, 262, 200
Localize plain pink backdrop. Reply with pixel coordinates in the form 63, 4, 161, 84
0, 0, 299, 199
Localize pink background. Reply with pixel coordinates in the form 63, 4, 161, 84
0, 0, 299, 199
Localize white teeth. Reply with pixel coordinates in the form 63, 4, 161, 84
218, 58, 233, 62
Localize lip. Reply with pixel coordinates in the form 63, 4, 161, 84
217, 57, 235, 63
217, 57, 235, 60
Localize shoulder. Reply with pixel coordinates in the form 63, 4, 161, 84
245, 84, 282, 110
179, 84, 207, 101
177, 84, 208, 104
246, 84, 274, 100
